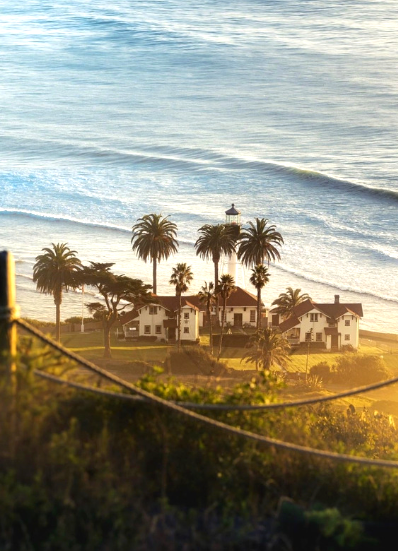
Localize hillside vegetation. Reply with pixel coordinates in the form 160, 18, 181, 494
2, 335, 398, 549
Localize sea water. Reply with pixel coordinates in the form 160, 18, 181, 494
1, 0, 397, 332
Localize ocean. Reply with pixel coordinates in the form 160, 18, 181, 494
1, 0, 397, 332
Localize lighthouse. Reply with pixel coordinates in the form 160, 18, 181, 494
222, 204, 245, 288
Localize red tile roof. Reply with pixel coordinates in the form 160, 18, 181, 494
278, 315, 301, 333
119, 309, 139, 325
276, 297, 363, 334
125, 287, 262, 320
187, 286, 260, 310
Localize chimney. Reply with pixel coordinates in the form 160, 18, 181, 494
334, 295, 340, 304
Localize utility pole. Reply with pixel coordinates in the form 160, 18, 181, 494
0, 250, 19, 382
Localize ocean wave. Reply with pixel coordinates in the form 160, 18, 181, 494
0, 208, 195, 247
3, 134, 397, 203
0, 208, 131, 233
273, 263, 398, 305
16, 273, 34, 281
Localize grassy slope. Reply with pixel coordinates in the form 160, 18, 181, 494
54, 328, 398, 417
58, 329, 398, 373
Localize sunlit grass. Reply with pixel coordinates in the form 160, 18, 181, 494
59, 330, 398, 378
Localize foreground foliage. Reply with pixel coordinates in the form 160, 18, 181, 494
2, 353, 398, 549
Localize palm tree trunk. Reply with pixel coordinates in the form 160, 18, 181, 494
177, 293, 181, 351
208, 305, 213, 355
217, 299, 226, 361
214, 259, 220, 326
55, 301, 61, 342
153, 258, 157, 295
257, 287, 262, 330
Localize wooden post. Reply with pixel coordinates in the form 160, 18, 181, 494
0, 251, 18, 379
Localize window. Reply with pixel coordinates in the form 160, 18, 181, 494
183, 327, 189, 334
184, 312, 189, 320
155, 325, 161, 334
305, 332, 313, 342
345, 320, 350, 326
144, 325, 150, 335
345, 334, 350, 341
310, 313, 318, 322
149, 306, 157, 315
316, 332, 323, 342
250, 310, 256, 323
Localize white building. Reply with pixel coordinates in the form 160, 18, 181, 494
269, 295, 363, 351
120, 296, 200, 343
120, 286, 264, 342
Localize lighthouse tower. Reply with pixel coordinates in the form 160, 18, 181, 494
222, 204, 245, 288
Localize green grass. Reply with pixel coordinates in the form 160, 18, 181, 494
58, 330, 398, 376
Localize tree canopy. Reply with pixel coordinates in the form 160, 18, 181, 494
81, 262, 152, 358
33, 243, 82, 341
271, 287, 311, 319
243, 327, 291, 371
237, 218, 283, 267
131, 213, 178, 294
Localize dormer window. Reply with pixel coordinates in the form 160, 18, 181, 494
149, 306, 157, 315
310, 313, 318, 322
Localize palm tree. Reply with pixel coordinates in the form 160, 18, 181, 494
215, 274, 236, 360
169, 263, 193, 350
195, 224, 236, 324
250, 264, 270, 330
131, 213, 178, 294
198, 281, 216, 355
243, 327, 291, 371
271, 287, 311, 320
33, 243, 82, 342
237, 218, 284, 267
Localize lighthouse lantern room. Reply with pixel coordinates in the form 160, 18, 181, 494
222, 203, 245, 288
225, 203, 241, 226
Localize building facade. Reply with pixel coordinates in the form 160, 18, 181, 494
269, 295, 363, 350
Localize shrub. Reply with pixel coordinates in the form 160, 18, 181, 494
310, 361, 332, 383
64, 315, 96, 324
164, 346, 228, 375
341, 344, 356, 353
334, 354, 391, 385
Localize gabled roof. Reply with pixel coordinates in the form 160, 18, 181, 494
187, 286, 261, 311
278, 315, 300, 333
130, 287, 261, 316
276, 297, 363, 332
120, 309, 139, 325
137, 296, 200, 314
315, 303, 363, 319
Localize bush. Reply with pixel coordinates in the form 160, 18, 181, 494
64, 315, 96, 324
2, 347, 398, 549
164, 346, 228, 375
341, 344, 356, 353
334, 354, 391, 385
310, 361, 332, 383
